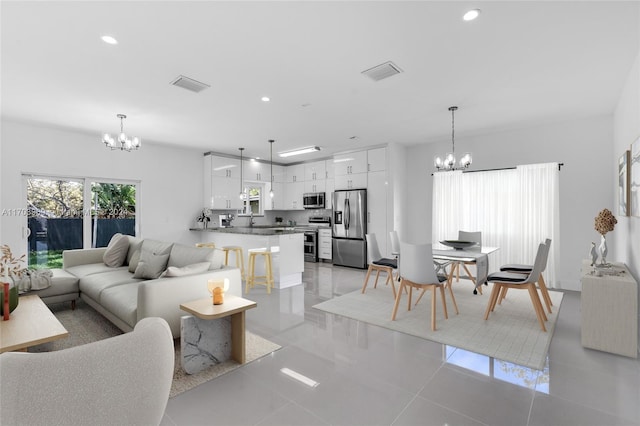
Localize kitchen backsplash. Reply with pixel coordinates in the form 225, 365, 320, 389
207, 209, 331, 227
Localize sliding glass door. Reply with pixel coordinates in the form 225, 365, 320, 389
24, 175, 138, 269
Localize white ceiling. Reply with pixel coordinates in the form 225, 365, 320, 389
1, 1, 638, 163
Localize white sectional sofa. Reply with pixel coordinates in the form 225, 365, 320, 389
62, 235, 242, 338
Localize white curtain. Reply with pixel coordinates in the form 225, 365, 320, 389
432, 163, 559, 287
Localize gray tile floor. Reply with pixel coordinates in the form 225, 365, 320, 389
162, 263, 640, 426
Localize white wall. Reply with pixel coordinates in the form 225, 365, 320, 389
1, 120, 205, 260
613, 51, 640, 282
406, 115, 614, 291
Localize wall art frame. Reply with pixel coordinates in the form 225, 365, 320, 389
631, 136, 640, 217
619, 150, 630, 216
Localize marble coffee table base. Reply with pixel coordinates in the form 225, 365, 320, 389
181, 315, 232, 375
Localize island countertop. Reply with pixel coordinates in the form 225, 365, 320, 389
189, 226, 305, 236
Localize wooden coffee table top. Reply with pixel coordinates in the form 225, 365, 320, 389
180, 295, 256, 320
0, 294, 69, 353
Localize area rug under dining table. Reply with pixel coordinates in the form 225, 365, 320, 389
313, 283, 563, 370
28, 299, 281, 398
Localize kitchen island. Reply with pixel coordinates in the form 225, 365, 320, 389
191, 227, 304, 289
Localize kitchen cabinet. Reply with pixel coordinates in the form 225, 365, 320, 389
367, 147, 386, 172
334, 150, 368, 176
210, 155, 241, 177
367, 170, 387, 256
325, 178, 335, 209
244, 159, 269, 182
286, 164, 305, 183
318, 228, 332, 260
265, 182, 284, 210
283, 181, 304, 210
272, 164, 286, 183
204, 154, 241, 209
305, 161, 326, 181
335, 173, 367, 190
325, 159, 335, 179
304, 180, 326, 194
581, 261, 637, 358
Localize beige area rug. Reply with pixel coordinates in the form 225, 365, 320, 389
29, 300, 281, 398
313, 283, 563, 370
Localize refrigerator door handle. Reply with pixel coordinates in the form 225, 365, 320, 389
345, 198, 350, 230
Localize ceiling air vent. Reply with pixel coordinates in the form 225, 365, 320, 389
361, 61, 403, 82
170, 75, 210, 93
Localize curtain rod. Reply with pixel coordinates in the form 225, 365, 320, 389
431, 162, 564, 176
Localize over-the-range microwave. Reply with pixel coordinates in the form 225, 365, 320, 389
303, 192, 325, 209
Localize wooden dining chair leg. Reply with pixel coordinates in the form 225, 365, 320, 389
373, 269, 381, 289
527, 283, 547, 332
407, 284, 413, 311
447, 280, 459, 314
538, 274, 553, 314
414, 288, 427, 306
384, 268, 397, 298
391, 281, 405, 320
439, 285, 448, 319
361, 265, 373, 293
498, 286, 508, 304
484, 283, 501, 320
431, 286, 437, 331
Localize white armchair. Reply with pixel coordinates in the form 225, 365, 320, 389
0, 317, 174, 426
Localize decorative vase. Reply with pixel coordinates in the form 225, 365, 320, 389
598, 234, 608, 265
0, 279, 19, 319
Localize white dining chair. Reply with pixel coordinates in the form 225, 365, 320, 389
362, 233, 397, 298
389, 230, 401, 281
451, 230, 483, 293
391, 242, 458, 331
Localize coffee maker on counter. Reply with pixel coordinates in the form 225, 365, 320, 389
219, 214, 234, 228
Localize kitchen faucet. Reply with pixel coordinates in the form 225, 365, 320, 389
248, 212, 255, 227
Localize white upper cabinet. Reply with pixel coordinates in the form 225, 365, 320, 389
333, 150, 368, 176
305, 161, 326, 181
210, 155, 241, 178
325, 159, 335, 179
244, 159, 269, 182
304, 180, 326, 194
367, 147, 386, 172
285, 164, 305, 183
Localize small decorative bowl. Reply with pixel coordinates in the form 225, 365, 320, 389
439, 240, 478, 250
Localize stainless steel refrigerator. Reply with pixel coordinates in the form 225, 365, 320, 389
332, 189, 367, 268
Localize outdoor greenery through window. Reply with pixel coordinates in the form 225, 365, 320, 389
25, 176, 138, 269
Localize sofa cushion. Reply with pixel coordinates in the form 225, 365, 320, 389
125, 236, 143, 265
103, 233, 129, 267
66, 263, 127, 279
128, 250, 141, 273
26, 269, 79, 298
79, 269, 142, 302
167, 244, 224, 270
140, 239, 173, 256
161, 262, 211, 277
99, 283, 139, 328
133, 250, 170, 280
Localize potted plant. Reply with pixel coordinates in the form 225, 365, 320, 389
196, 209, 211, 229
1, 244, 27, 316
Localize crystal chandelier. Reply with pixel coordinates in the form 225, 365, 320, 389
434, 106, 472, 171
102, 114, 141, 152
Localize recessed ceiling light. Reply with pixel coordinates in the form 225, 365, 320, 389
101, 35, 118, 45
261, 96, 270, 102
463, 9, 481, 21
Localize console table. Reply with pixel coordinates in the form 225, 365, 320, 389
580, 260, 638, 358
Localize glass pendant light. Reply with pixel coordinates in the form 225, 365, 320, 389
269, 140, 275, 198
238, 147, 245, 200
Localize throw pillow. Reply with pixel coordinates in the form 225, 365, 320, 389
128, 249, 141, 273
161, 262, 211, 277
103, 233, 130, 267
133, 250, 170, 280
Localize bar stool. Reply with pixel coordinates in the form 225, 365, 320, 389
221, 246, 245, 281
246, 249, 274, 294
195, 242, 216, 249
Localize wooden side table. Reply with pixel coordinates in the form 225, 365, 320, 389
580, 260, 638, 358
179, 295, 257, 374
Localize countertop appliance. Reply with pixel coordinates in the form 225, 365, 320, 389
332, 189, 367, 269
303, 192, 325, 209
219, 214, 233, 228
296, 216, 331, 263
